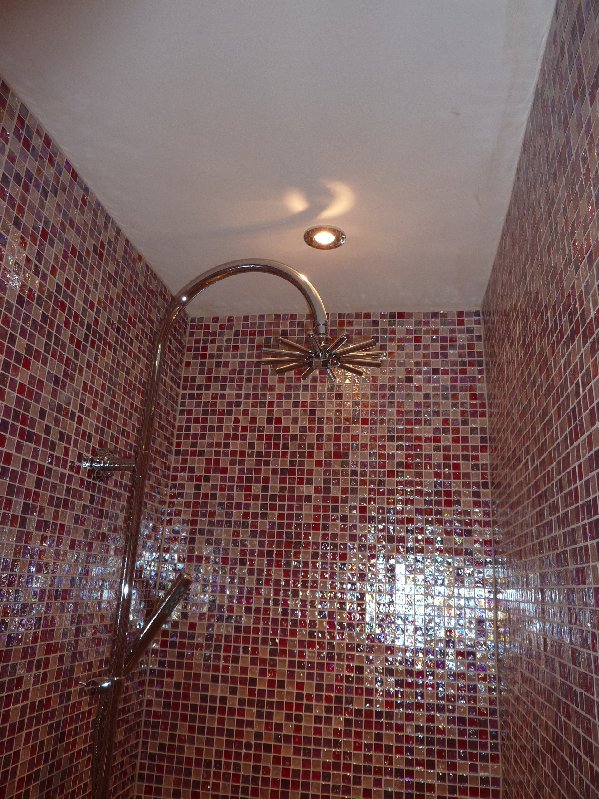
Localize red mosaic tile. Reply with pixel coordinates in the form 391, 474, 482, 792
2, 1, 596, 796
0, 79, 186, 799
483, 1, 599, 797
136, 310, 500, 799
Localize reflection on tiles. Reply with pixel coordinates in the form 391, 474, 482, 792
0, 78, 186, 799
483, 1, 599, 797
138, 311, 500, 798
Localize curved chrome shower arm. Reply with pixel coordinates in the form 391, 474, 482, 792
173, 259, 328, 335
148, 260, 328, 461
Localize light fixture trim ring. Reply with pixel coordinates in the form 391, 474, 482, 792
304, 225, 346, 250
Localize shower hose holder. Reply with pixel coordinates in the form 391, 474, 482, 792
81, 450, 137, 481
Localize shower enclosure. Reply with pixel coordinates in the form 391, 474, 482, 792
3, 3, 596, 793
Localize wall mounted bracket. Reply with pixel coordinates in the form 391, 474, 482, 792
81, 451, 136, 481
79, 676, 123, 695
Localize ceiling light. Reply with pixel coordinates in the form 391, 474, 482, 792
304, 225, 346, 250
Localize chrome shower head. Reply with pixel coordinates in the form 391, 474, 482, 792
262, 334, 384, 381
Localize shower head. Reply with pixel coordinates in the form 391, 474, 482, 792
262, 334, 384, 381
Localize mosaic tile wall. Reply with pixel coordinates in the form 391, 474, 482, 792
136, 310, 500, 799
482, 1, 598, 797
0, 79, 187, 799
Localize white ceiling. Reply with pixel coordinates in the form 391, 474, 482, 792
0, 0, 555, 316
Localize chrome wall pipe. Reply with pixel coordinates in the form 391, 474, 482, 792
89, 260, 329, 799
81, 451, 137, 481
123, 571, 192, 676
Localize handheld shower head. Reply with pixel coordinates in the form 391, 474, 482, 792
123, 572, 192, 676
262, 334, 384, 381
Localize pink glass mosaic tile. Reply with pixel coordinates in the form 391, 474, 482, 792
136, 310, 500, 799
0, 79, 186, 799
2, 0, 595, 795
483, 1, 599, 797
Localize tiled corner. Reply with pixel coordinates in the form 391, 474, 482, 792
0, 79, 186, 799
483, 0, 598, 797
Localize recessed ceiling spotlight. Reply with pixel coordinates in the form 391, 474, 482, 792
304, 225, 346, 250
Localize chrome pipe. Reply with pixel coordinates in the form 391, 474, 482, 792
276, 337, 313, 354
123, 572, 192, 677
81, 456, 136, 471
81, 452, 137, 481
175, 260, 328, 336
274, 361, 307, 373
92, 260, 330, 799
325, 334, 349, 353
335, 337, 377, 356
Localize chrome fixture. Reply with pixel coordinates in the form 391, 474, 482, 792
84, 573, 191, 798
88, 260, 383, 799
304, 225, 346, 249
81, 450, 136, 481
123, 571, 192, 675
262, 335, 384, 380
81, 572, 191, 696
80, 676, 123, 695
